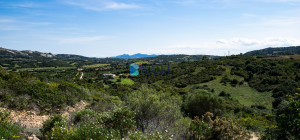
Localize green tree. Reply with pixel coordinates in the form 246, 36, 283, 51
183, 90, 224, 118
127, 85, 182, 133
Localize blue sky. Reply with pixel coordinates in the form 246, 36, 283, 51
0, 0, 300, 57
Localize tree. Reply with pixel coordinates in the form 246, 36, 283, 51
276, 92, 300, 139
183, 90, 224, 118
127, 85, 182, 133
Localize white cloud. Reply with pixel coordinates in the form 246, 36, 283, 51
105, 2, 140, 9
54, 36, 110, 43
141, 37, 300, 56
65, 0, 140, 11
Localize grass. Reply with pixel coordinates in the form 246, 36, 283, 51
132, 61, 150, 65
83, 64, 110, 68
185, 66, 274, 109
112, 78, 135, 85
120, 78, 135, 85
192, 67, 205, 75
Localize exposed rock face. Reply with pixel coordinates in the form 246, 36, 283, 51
0, 108, 49, 128
0, 100, 89, 128
62, 100, 89, 119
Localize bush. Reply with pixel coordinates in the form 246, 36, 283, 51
220, 75, 231, 85
0, 111, 23, 139
188, 112, 251, 140
105, 107, 136, 138
183, 90, 224, 118
188, 116, 210, 139
127, 85, 182, 135
40, 114, 65, 137
73, 109, 97, 124
71, 123, 119, 139
41, 107, 136, 139
219, 91, 231, 98
230, 79, 239, 87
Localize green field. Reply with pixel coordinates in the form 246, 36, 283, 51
185, 66, 274, 109
120, 78, 135, 85
83, 63, 110, 68
132, 61, 150, 65
112, 78, 135, 85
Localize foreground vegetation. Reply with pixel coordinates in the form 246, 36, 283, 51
0, 47, 300, 139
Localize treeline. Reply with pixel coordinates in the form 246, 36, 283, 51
245, 46, 300, 55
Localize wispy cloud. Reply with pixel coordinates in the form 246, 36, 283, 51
142, 37, 300, 56
0, 19, 15, 23
0, 1, 40, 8
65, 0, 140, 11
0, 25, 22, 31
12, 2, 39, 8
54, 36, 111, 43
215, 37, 300, 48
27, 22, 54, 25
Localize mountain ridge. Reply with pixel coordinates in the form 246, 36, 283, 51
110, 53, 158, 59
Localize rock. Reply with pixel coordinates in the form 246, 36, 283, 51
27, 134, 39, 140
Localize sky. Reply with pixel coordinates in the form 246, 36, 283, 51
0, 0, 300, 57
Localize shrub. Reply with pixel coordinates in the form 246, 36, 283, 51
106, 107, 136, 138
127, 85, 182, 134
188, 116, 210, 139
73, 109, 97, 124
183, 90, 224, 118
220, 75, 231, 85
210, 116, 251, 140
230, 79, 239, 87
187, 112, 251, 140
71, 123, 119, 140
0, 111, 23, 139
219, 91, 231, 98
40, 114, 65, 137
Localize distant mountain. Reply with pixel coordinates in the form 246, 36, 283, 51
0, 47, 55, 58
0, 47, 94, 69
110, 53, 158, 59
245, 46, 300, 55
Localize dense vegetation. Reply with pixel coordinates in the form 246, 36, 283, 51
0, 47, 299, 139
245, 46, 300, 55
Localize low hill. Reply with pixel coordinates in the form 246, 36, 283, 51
245, 46, 300, 55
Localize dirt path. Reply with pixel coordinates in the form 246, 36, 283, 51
80, 72, 84, 80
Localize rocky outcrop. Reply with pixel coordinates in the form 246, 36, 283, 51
0, 100, 89, 128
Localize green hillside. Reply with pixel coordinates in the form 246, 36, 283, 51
245, 46, 300, 55
0, 47, 299, 139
